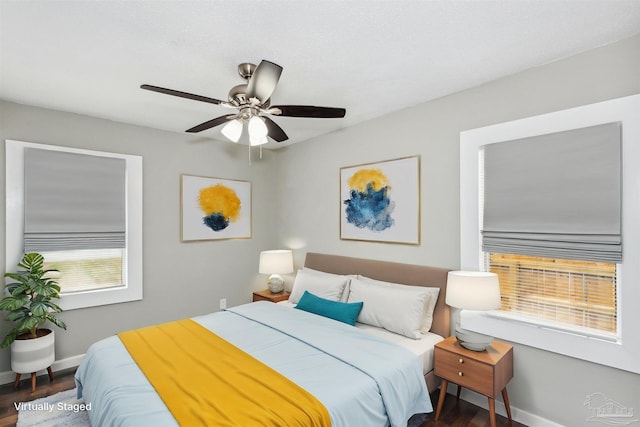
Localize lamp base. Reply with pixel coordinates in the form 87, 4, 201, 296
455, 327, 494, 351
267, 274, 284, 293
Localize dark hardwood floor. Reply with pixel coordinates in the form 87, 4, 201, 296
421, 392, 526, 427
0, 368, 526, 427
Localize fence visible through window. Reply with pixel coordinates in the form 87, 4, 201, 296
487, 254, 617, 335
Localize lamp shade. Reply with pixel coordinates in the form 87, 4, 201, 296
221, 119, 243, 142
250, 134, 268, 146
248, 116, 268, 139
445, 271, 501, 310
259, 250, 294, 275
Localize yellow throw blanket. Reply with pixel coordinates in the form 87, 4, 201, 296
118, 319, 331, 427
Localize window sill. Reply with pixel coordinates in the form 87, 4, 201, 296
460, 310, 638, 374
59, 281, 142, 311
486, 310, 617, 342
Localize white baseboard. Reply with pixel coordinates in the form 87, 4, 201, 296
452, 387, 563, 427
0, 354, 84, 385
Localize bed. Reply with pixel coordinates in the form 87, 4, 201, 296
75, 252, 450, 426
301, 252, 450, 392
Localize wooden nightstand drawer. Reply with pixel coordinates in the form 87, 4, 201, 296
435, 347, 493, 396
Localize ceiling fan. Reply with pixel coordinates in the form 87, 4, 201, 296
141, 60, 346, 145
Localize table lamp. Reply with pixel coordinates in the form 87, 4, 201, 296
445, 271, 501, 351
259, 250, 294, 293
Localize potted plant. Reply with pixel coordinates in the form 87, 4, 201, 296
0, 252, 67, 389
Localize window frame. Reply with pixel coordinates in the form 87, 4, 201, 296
459, 94, 640, 374
5, 140, 143, 310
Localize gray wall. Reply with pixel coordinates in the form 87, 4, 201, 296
0, 101, 276, 367
274, 34, 640, 426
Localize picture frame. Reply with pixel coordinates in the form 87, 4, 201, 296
181, 174, 252, 242
340, 156, 420, 244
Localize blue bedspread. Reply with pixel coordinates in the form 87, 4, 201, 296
75, 301, 432, 426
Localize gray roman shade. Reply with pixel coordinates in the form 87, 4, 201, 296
24, 148, 126, 252
482, 122, 622, 263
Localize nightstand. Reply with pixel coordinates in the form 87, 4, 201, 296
434, 336, 513, 427
252, 289, 290, 303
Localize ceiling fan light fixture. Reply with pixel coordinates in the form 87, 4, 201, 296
248, 116, 268, 139
221, 119, 243, 142
250, 134, 269, 147
141, 59, 346, 146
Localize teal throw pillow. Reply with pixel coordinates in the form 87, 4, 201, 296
295, 290, 363, 326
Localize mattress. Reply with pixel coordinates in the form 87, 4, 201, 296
355, 324, 442, 374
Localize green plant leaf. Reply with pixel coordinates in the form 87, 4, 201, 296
43, 269, 60, 280
4, 308, 29, 322
0, 295, 30, 311
15, 316, 40, 334
46, 301, 63, 313
19, 253, 45, 272
1, 331, 18, 348
29, 300, 49, 317
6, 282, 28, 296
3, 272, 29, 285
32, 283, 50, 296
47, 315, 67, 330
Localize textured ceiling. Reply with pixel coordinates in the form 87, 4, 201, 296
1, 0, 639, 148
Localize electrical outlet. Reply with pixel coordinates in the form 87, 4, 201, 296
219, 298, 227, 310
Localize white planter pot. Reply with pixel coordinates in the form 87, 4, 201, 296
11, 329, 55, 374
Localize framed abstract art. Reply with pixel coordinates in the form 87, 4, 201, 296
181, 174, 252, 242
340, 156, 420, 244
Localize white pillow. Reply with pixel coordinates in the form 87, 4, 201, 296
421, 287, 440, 332
357, 275, 440, 333
289, 269, 349, 304
303, 267, 356, 302
348, 277, 437, 339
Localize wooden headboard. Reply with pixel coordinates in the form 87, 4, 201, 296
304, 252, 451, 339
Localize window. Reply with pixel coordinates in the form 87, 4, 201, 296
459, 94, 640, 374
5, 140, 143, 310
478, 122, 621, 339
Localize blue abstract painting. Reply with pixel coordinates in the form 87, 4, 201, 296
343, 168, 395, 231
340, 156, 420, 244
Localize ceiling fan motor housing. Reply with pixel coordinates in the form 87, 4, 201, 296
228, 84, 248, 105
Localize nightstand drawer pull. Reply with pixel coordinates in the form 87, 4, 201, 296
459, 358, 464, 364
458, 371, 463, 377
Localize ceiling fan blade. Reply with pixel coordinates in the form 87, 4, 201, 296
141, 84, 225, 105
263, 117, 289, 142
186, 115, 235, 133
271, 105, 346, 118
246, 60, 282, 103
